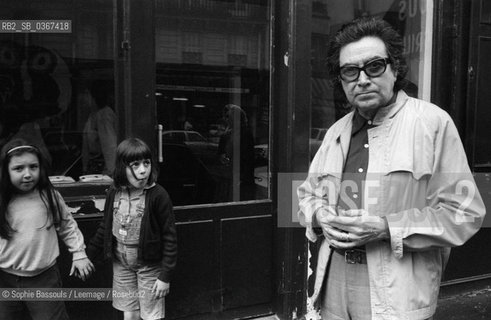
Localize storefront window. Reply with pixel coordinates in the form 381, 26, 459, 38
310, 0, 433, 159
155, 0, 271, 205
0, 0, 115, 182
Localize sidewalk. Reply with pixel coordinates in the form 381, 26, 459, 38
434, 278, 491, 320
65, 278, 491, 320
250, 278, 491, 320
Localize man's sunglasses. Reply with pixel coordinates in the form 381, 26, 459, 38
339, 58, 392, 82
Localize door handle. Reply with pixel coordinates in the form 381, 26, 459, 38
157, 124, 163, 163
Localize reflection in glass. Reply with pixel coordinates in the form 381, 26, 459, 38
0, 1, 115, 181
155, 0, 271, 205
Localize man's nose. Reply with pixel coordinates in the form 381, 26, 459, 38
357, 70, 371, 84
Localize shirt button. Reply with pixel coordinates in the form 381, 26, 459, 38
358, 168, 364, 173
368, 120, 373, 125
364, 143, 369, 148
353, 194, 359, 199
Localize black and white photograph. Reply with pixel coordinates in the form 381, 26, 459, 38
0, 1, 489, 320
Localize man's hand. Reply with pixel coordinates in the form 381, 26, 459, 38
316, 208, 389, 249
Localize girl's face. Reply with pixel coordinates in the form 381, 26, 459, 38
126, 159, 151, 189
8, 152, 40, 193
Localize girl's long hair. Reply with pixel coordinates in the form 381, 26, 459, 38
0, 139, 62, 239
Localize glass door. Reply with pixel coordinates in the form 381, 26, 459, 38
153, 1, 274, 318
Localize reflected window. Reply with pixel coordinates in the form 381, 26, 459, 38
155, 0, 271, 205
0, 1, 115, 181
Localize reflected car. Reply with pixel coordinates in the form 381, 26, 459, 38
162, 130, 218, 165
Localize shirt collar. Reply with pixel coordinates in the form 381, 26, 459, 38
351, 109, 368, 136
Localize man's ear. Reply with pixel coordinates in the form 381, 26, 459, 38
391, 68, 398, 80
391, 64, 398, 78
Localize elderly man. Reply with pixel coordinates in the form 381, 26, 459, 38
297, 18, 485, 320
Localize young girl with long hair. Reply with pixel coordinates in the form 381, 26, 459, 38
88, 137, 177, 320
0, 138, 94, 320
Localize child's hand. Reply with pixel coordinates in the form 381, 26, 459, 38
70, 257, 95, 281
151, 279, 170, 299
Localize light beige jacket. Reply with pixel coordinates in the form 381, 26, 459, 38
298, 91, 485, 320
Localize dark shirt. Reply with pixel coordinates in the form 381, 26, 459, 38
337, 110, 375, 251
338, 110, 374, 211
314, 110, 375, 238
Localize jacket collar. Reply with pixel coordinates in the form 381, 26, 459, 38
371, 90, 408, 126
333, 90, 409, 142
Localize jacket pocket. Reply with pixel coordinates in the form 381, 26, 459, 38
385, 161, 431, 181
385, 127, 433, 180
385, 250, 441, 313
382, 168, 429, 214
382, 144, 432, 212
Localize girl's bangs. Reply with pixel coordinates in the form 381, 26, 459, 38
122, 144, 152, 164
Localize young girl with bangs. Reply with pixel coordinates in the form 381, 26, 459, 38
88, 137, 177, 320
0, 138, 94, 320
